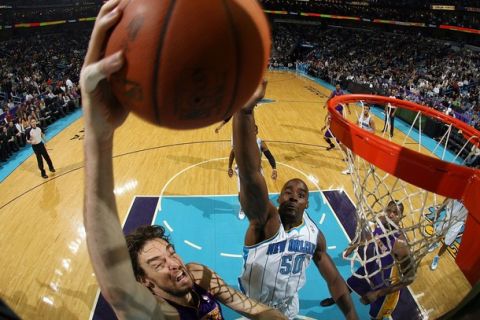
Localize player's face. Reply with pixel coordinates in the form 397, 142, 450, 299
278, 179, 309, 224
383, 206, 403, 227
363, 106, 370, 116
138, 239, 194, 297
335, 84, 340, 91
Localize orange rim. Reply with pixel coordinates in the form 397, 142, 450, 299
327, 94, 480, 210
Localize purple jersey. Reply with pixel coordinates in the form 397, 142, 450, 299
165, 283, 224, 319
329, 89, 345, 112
329, 89, 345, 99
347, 226, 401, 318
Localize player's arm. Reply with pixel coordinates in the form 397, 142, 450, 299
233, 80, 280, 244
228, 148, 235, 177
261, 141, 277, 180
314, 231, 358, 320
82, 1, 176, 319
188, 263, 287, 320
362, 235, 414, 304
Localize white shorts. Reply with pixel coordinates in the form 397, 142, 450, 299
269, 294, 299, 320
436, 220, 464, 246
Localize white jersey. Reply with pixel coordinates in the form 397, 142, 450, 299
358, 114, 373, 132
239, 212, 319, 318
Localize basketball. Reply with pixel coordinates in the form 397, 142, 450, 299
105, 0, 271, 129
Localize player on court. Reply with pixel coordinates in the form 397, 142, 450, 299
320, 201, 414, 319
358, 103, 376, 133
324, 83, 351, 114
429, 199, 468, 271
321, 103, 347, 150
228, 125, 277, 219
342, 102, 376, 175
233, 80, 358, 319
80, 1, 287, 319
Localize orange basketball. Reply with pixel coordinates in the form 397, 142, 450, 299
105, 0, 271, 129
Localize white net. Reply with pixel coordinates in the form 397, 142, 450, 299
338, 100, 477, 289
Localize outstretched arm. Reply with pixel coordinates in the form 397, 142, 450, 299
233, 80, 279, 245
261, 141, 277, 180
314, 231, 358, 320
81, 1, 175, 319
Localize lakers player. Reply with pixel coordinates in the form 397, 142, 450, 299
320, 201, 414, 319
81, 2, 289, 319
233, 80, 358, 320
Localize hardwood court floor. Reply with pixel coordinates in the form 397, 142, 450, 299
0, 71, 471, 319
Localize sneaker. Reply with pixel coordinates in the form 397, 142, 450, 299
326, 145, 335, 151
430, 255, 439, 270
41, 173, 48, 179
320, 297, 335, 307
342, 169, 352, 175
238, 209, 246, 220
49, 168, 56, 173
428, 242, 439, 253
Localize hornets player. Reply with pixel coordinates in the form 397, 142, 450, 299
233, 80, 358, 320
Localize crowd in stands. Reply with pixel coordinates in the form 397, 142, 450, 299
269, 23, 480, 131
261, 0, 480, 29
0, 32, 87, 163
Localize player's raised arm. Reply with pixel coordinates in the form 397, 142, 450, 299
233, 80, 279, 245
82, 1, 175, 318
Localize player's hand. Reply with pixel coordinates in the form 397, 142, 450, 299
343, 246, 354, 258
271, 169, 277, 180
80, 0, 127, 143
360, 291, 379, 305
228, 168, 233, 177
242, 79, 267, 113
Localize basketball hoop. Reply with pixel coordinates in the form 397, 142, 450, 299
328, 94, 480, 286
